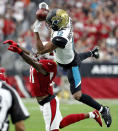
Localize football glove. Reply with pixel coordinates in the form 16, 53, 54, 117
39, 2, 49, 10
3, 40, 18, 46
33, 20, 42, 32
8, 45, 23, 54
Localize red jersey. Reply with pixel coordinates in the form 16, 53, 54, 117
29, 59, 57, 97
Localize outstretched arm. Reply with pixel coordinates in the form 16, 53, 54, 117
19, 51, 47, 75
3, 40, 30, 55
18, 45, 30, 55
3, 41, 48, 75
34, 32, 57, 54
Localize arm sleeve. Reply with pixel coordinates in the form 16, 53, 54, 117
41, 60, 57, 81
52, 29, 69, 48
52, 36, 68, 48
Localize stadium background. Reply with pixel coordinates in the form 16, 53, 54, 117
0, 0, 118, 131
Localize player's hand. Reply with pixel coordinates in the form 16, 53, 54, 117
3, 40, 18, 46
39, 2, 49, 10
33, 20, 42, 32
8, 45, 23, 54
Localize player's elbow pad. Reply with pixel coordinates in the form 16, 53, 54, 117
52, 36, 68, 48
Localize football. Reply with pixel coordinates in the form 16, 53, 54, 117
36, 9, 48, 21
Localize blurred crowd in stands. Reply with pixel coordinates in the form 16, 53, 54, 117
0, 0, 118, 73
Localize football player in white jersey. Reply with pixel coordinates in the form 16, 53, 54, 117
33, 8, 112, 128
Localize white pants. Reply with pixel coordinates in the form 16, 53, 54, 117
40, 96, 62, 131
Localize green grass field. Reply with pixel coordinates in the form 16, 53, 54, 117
10, 99, 118, 131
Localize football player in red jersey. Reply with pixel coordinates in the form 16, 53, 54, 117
3, 40, 102, 131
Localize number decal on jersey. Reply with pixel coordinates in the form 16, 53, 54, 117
50, 72, 54, 80
0, 95, 2, 111
57, 31, 63, 36
30, 67, 35, 83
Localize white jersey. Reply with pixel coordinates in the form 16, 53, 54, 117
51, 18, 75, 64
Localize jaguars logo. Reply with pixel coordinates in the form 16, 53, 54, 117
46, 9, 69, 31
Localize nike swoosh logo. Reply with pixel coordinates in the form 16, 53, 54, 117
48, 63, 52, 65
